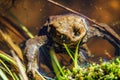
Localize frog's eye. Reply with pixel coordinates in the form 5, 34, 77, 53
73, 27, 80, 36
60, 34, 71, 43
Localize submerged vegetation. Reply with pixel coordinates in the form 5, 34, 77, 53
0, 30, 120, 80
0, 19, 120, 80
0, 0, 120, 80
51, 43, 120, 80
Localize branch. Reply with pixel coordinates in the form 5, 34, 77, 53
48, 0, 120, 41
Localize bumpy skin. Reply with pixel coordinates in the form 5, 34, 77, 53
25, 14, 120, 76
48, 14, 88, 46
25, 36, 47, 76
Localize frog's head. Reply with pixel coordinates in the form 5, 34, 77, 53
47, 14, 88, 46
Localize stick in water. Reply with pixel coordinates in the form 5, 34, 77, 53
48, 0, 120, 41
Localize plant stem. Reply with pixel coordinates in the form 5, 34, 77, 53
63, 43, 75, 62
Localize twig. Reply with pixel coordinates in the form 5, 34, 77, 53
0, 3, 34, 38
48, 0, 120, 41
0, 15, 26, 41
0, 30, 23, 60
12, 50, 28, 80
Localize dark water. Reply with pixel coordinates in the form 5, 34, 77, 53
7, 0, 120, 60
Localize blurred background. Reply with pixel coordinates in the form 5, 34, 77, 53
0, 0, 120, 61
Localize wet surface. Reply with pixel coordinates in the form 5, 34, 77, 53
8, 0, 120, 35
87, 37, 115, 61
1, 0, 120, 59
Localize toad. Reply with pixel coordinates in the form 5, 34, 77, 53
25, 14, 120, 77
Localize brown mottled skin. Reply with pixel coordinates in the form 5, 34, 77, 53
25, 14, 120, 77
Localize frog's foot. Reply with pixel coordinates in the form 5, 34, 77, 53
81, 44, 94, 57
78, 43, 95, 64
27, 60, 38, 77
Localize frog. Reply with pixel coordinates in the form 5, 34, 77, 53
25, 14, 120, 77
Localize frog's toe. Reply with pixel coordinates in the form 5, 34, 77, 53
27, 62, 38, 77
27, 63, 32, 73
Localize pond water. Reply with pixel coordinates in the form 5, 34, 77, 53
4, 0, 120, 60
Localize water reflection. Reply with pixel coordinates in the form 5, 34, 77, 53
2, 0, 119, 60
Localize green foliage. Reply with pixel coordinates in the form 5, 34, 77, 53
0, 52, 26, 80
51, 42, 120, 80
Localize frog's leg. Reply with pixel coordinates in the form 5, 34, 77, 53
79, 26, 104, 59
91, 24, 120, 55
25, 36, 47, 76
25, 44, 39, 76
81, 24, 120, 59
